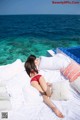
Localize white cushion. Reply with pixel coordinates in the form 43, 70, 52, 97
50, 81, 72, 101
39, 56, 54, 70
6, 75, 25, 100
6, 71, 30, 110
0, 59, 25, 81
0, 100, 12, 110
0, 83, 10, 100
6, 80, 24, 110
70, 77, 80, 93
0, 87, 7, 93
39, 69, 66, 83
0, 92, 10, 100
39, 53, 71, 70
0, 82, 6, 87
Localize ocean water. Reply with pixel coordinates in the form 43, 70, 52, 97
0, 15, 80, 65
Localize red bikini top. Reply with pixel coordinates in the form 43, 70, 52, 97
30, 75, 42, 84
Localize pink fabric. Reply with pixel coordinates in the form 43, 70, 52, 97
61, 62, 80, 82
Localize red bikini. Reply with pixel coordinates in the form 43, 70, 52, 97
30, 75, 42, 84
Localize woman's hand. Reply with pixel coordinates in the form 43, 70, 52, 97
47, 82, 53, 95
47, 82, 52, 86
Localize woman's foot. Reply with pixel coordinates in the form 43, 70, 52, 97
52, 107, 64, 118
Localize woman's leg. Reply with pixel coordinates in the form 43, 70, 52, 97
42, 95, 64, 118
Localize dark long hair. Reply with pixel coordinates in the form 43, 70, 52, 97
25, 55, 38, 76
27, 55, 36, 62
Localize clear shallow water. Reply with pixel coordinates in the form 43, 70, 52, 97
0, 15, 80, 65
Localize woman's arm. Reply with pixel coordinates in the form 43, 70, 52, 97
39, 76, 52, 97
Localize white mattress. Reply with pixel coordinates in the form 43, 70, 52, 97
6, 69, 80, 120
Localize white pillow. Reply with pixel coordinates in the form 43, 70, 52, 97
0, 92, 10, 100
50, 81, 72, 101
39, 69, 66, 83
39, 56, 54, 70
6, 78, 25, 110
0, 82, 7, 93
0, 100, 12, 110
6, 73, 27, 100
0, 87, 7, 93
70, 77, 80, 93
0, 82, 10, 100
6, 71, 30, 110
0, 59, 25, 81
39, 54, 71, 70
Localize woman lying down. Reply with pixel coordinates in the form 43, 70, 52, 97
25, 55, 64, 118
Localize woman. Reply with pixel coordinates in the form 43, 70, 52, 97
25, 55, 64, 118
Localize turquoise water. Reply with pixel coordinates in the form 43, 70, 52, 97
0, 15, 80, 65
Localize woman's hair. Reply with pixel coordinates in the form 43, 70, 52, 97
27, 55, 36, 62
25, 55, 38, 76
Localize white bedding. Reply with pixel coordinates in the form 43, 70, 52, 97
0, 57, 80, 120
7, 69, 80, 120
